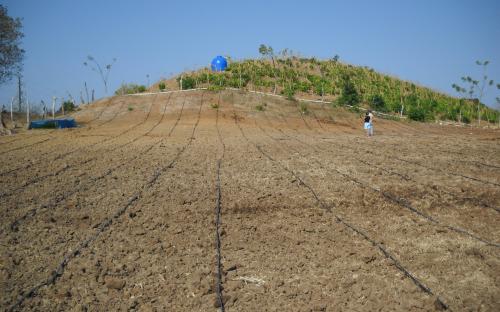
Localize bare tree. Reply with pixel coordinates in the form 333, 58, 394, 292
83, 55, 116, 94
84, 82, 90, 104
453, 60, 495, 126
259, 44, 277, 94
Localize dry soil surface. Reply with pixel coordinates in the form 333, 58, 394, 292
1, 90, 499, 311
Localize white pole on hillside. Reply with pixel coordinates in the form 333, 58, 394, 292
26, 94, 30, 129
52, 96, 56, 119
10, 97, 14, 122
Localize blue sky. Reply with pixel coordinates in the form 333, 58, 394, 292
1, 0, 499, 110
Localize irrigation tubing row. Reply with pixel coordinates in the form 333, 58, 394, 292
214, 92, 226, 311
255, 114, 499, 248
328, 141, 500, 214
313, 103, 500, 188
80, 96, 116, 128
0, 96, 158, 198
231, 108, 450, 311
0, 99, 127, 177
393, 156, 500, 188
291, 114, 500, 214
288, 92, 500, 186
279, 103, 500, 213
214, 160, 225, 312
8, 92, 205, 312
7, 93, 181, 232
0, 97, 121, 156
0, 136, 52, 155
0, 130, 55, 146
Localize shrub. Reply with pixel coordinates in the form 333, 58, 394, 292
283, 85, 296, 101
62, 101, 76, 112
177, 76, 196, 90
337, 75, 360, 106
255, 103, 266, 111
115, 83, 147, 95
369, 95, 387, 112
408, 106, 426, 121
159, 81, 166, 91
208, 85, 224, 91
210, 103, 219, 109
128, 105, 134, 111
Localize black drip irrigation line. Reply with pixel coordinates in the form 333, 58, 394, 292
392, 155, 500, 188
311, 110, 326, 131
0, 129, 57, 146
83, 99, 126, 131
8, 92, 204, 311
215, 160, 225, 312
465, 160, 500, 170
0, 96, 159, 198
264, 111, 413, 183
214, 91, 226, 311
1, 98, 122, 157
314, 100, 500, 188
339, 218, 450, 311
320, 139, 499, 213
291, 114, 500, 214
231, 107, 450, 310
7, 93, 179, 232
0, 100, 128, 177
256, 117, 500, 248
82, 96, 115, 126
0, 137, 51, 155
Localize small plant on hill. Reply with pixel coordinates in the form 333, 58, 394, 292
338, 74, 360, 106
128, 105, 134, 111
255, 103, 266, 111
159, 81, 166, 91
210, 103, 219, 109
115, 83, 146, 95
283, 86, 296, 101
208, 85, 224, 91
408, 106, 426, 121
369, 95, 387, 112
177, 76, 196, 90
62, 100, 76, 112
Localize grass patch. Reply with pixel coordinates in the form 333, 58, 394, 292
211, 103, 219, 109
255, 103, 267, 111
128, 105, 134, 111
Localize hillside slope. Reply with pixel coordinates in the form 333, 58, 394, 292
153, 57, 499, 125
1, 90, 499, 311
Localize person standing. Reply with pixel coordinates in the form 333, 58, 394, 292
364, 112, 372, 136
368, 110, 374, 136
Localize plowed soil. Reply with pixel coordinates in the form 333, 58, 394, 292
1, 90, 499, 312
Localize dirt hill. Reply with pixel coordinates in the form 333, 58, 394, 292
0, 89, 499, 311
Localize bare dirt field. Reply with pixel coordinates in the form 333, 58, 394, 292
1, 90, 499, 311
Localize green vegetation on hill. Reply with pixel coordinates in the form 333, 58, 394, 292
176, 57, 499, 123
115, 83, 146, 95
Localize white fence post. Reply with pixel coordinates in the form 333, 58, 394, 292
10, 96, 14, 122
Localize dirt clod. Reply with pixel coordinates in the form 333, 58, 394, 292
104, 276, 126, 290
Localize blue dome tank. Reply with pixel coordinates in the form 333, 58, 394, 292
211, 56, 227, 72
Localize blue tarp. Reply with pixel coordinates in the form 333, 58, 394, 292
211, 55, 227, 72
30, 118, 77, 129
